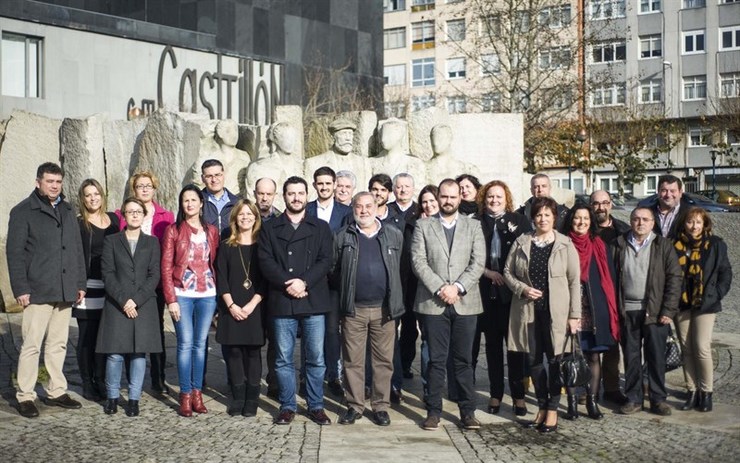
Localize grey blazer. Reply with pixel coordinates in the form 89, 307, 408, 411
96, 232, 162, 354
410, 214, 485, 316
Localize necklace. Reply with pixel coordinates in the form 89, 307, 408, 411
532, 232, 554, 247
237, 245, 252, 290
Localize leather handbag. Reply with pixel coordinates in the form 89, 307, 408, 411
558, 333, 592, 388
665, 326, 682, 372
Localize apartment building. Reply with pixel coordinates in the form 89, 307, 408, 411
383, 0, 740, 195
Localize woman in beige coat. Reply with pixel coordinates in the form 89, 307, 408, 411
504, 197, 580, 433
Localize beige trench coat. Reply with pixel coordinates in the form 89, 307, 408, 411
503, 232, 581, 356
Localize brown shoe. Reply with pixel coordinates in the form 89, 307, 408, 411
191, 389, 208, 414
461, 414, 481, 430
18, 400, 40, 418
274, 409, 295, 425
422, 415, 440, 430
619, 402, 642, 415
307, 408, 332, 425
44, 394, 82, 409
649, 401, 672, 416
178, 392, 193, 417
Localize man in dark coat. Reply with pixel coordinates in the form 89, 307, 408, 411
516, 173, 569, 231
7, 162, 86, 418
201, 159, 240, 234
258, 176, 334, 426
649, 174, 691, 241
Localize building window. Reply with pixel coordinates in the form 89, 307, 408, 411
539, 46, 571, 70
640, 0, 661, 13
412, 21, 435, 49
640, 79, 662, 103
590, 0, 626, 20
515, 11, 531, 33
640, 35, 662, 58
411, 94, 436, 112
683, 76, 707, 100
683, 30, 705, 54
721, 0, 740, 3
383, 0, 406, 13
384, 27, 406, 50
683, 0, 705, 7
1, 33, 42, 98
412, 58, 435, 87
720, 26, 740, 51
688, 127, 711, 147
721, 72, 740, 98
447, 19, 465, 42
538, 4, 572, 28
514, 91, 530, 111
480, 53, 500, 75
479, 15, 501, 37
447, 96, 467, 114
384, 101, 407, 119
591, 83, 626, 107
446, 57, 466, 79
411, 0, 434, 12
481, 92, 501, 112
592, 41, 626, 63
384, 64, 406, 86
645, 175, 659, 194
544, 87, 573, 110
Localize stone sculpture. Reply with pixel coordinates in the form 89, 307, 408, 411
304, 118, 370, 193
371, 118, 427, 187
425, 123, 475, 186
191, 119, 250, 195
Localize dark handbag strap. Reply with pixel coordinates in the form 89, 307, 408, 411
560, 331, 583, 358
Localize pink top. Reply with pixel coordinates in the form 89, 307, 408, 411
116, 200, 174, 242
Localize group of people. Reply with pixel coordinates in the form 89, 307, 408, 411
7, 160, 732, 433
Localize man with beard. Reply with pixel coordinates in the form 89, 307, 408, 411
516, 173, 569, 231
258, 177, 334, 426
590, 189, 630, 405
335, 170, 357, 206
304, 119, 369, 193
254, 178, 281, 222
411, 179, 485, 430
369, 173, 404, 231
333, 192, 404, 426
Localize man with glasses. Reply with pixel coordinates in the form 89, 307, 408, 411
516, 173, 569, 231
7, 162, 87, 418
201, 159, 240, 234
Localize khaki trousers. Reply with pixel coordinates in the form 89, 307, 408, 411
16, 302, 73, 402
675, 310, 716, 392
341, 307, 395, 413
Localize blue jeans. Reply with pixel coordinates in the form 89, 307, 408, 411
106, 354, 145, 400
174, 296, 217, 393
274, 315, 326, 411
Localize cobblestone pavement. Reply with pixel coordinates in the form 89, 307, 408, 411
0, 214, 738, 462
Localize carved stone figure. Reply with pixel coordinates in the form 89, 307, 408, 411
371, 118, 427, 187
426, 123, 474, 186
192, 119, 250, 195
304, 118, 369, 194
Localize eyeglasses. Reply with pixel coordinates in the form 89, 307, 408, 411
135, 184, 154, 191
125, 210, 144, 216
591, 201, 611, 207
203, 173, 224, 181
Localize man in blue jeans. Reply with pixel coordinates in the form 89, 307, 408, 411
258, 176, 334, 425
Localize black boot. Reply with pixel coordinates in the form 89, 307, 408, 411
681, 391, 698, 411
104, 398, 118, 415
228, 384, 246, 417
126, 400, 139, 417
565, 394, 579, 420
586, 394, 604, 419
698, 391, 713, 412
242, 385, 260, 417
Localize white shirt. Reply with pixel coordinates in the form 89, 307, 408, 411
316, 199, 334, 223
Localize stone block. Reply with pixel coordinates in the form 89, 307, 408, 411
408, 107, 450, 161
103, 118, 148, 211
60, 114, 107, 211
274, 105, 304, 159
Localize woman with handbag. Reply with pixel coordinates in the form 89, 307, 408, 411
161, 184, 220, 417
673, 207, 732, 412
474, 180, 531, 416
504, 197, 580, 433
216, 200, 266, 417
562, 204, 620, 420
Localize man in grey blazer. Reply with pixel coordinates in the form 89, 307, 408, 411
411, 179, 485, 430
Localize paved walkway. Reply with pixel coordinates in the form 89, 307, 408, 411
1, 213, 739, 462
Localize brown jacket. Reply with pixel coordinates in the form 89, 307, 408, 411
504, 232, 581, 356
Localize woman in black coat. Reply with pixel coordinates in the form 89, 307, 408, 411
97, 197, 162, 417
73, 179, 120, 402
674, 207, 733, 412
473, 180, 531, 416
216, 199, 266, 417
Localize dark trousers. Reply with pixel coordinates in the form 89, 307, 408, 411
149, 289, 167, 388
399, 307, 419, 372
622, 311, 669, 404
419, 306, 477, 417
223, 345, 262, 387
324, 291, 342, 381
481, 309, 526, 401
76, 317, 106, 386
266, 324, 277, 392
528, 309, 561, 411
602, 343, 622, 392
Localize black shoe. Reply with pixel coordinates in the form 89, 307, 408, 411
681, 390, 698, 411
539, 422, 558, 433
513, 402, 528, 417
460, 414, 481, 430
307, 408, 332, 425
228, 384, 246, 417
126, 400, 139, 417
698, 392, 713, 412
586, 394, 604, 420
603, 390, 628, 405
339, 408, 363, 425
402, 370, 414, 379
274, 409, 295, 425
82, 382, 103, 402
565, 394, 579, 420
242, 385, 260, 417
104, 398, 118, 415
45, 393, 82, 409
523, 410, 546, 429
327, 379, 344, 397
373, 410, 391, 426
390, 387, 403, 404
649, 401, 672, 416
18, 400, 40, 418
487, 398, 500, 415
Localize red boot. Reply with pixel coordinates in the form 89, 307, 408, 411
191, 389, 208, 414
178, 392, 193, 417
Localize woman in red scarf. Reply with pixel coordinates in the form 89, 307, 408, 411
563, 204, 619, 420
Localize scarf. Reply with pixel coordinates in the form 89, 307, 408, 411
675, 232, 710, 310
569, 232, 620, 341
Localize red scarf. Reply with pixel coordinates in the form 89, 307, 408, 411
569, 232, 620, 342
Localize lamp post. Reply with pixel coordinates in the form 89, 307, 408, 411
573, 127, 588, 192
710, 149, 718, 199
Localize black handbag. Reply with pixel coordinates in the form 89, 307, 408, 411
558, 333, 592, 388
665, 326, 682, 372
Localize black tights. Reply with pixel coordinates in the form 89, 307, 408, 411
567, 352, 602, 396
223, 345, 262, 387
76, 318, 106, 385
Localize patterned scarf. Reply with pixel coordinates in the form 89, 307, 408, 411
675, 232, 710, 310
